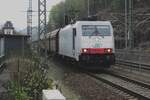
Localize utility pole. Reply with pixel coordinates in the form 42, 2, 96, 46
93, 0, 96, 15
87, 0, 90, 17
125, 0, 128, 49
129, 0, 133, 49
38, 0, 47, 54
27, 0, 32, 36
105, 0, 107, 9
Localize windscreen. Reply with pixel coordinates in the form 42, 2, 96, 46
82, 25, 111, 36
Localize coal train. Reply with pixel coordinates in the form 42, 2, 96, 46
42, 21, 115, 68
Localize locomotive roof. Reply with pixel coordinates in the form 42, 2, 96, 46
61, 21, 112, 30
74, 21, 111, 25
46, 21, 112, 38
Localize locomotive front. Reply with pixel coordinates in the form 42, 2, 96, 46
78, 21, 115, 67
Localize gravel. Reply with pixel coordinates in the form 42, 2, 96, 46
46, 57, 129, 100
63, 72, 127, 100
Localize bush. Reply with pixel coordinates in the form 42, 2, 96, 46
7, 53, 53, 100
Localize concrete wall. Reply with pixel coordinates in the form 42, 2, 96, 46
0, 38, 4, 64
0, 38, 4, 58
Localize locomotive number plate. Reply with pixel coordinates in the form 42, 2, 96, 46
92, 43, 102, 48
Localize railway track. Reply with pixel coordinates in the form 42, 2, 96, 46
105, 70, 150, 89
109, 65, 150, 86
116, 59, 150, 71
86, 71, 150, 100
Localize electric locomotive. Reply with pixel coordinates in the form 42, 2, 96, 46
48, 21, 115, 67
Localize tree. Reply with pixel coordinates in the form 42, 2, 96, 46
48, 0, 88, 30
48, 2, 65, 29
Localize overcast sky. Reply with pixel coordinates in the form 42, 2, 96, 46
0, 0, 64, 30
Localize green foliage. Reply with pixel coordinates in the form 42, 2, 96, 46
48, 0, 87, 30
65, 0, 87, 18
48, 2, 65, 29
48, 0, 150, 30
47, 0, 127, 30
7, 54, 53, 100
111, 0, 125, 10
22, 54, 53, 99
8, 81, 31, 100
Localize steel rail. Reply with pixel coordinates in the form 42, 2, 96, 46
116, 59, 150, 70
86, 72, 150, 100
104, 70, 150, 89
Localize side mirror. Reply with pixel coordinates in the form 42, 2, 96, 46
73, 28, 76, 36
64, 15, 69, 25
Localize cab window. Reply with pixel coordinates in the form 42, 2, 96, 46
82, 25, 111, 36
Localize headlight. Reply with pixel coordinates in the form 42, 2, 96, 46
107, 49, 111, 53
82, 48, 88, 53
104, 48, 112, 53
83, 49, 87, 52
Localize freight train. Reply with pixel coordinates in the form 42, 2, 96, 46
44, 21, 115, 67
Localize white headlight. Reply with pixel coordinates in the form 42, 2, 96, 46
107, 49, 111, 52
83, 49, 87, 52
